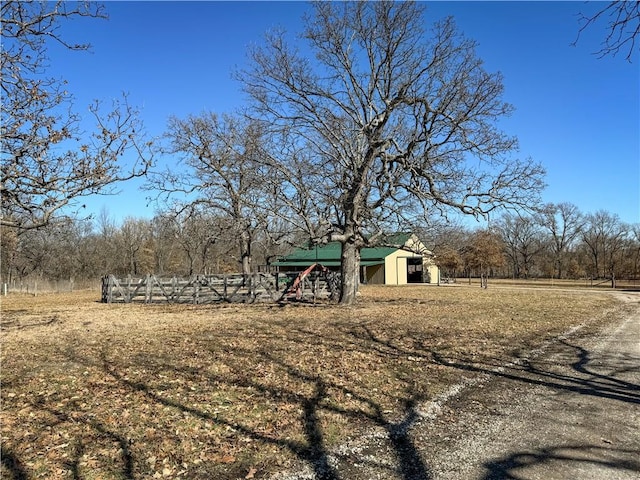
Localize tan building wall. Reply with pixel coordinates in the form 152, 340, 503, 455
384, 251, 416, 285
425, 264, 440, 284
383, 235, 439, 285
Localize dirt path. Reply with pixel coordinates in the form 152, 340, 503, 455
273, 290, 640, 480
419, 290, 640, 480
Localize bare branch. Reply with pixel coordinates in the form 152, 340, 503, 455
574, 1, 640, 62
146, 113, 273, 275
238, 2, 545, 303
1, 1, 154, 234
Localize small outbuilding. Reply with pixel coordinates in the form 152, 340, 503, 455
273, 233, 439, 285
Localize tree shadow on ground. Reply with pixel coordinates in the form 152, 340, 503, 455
26, 396, 135, 480
345, 323, 640, 406
1, 445, 28, 480
0, 314, 60, 331
344, 323, 640, 478
430, 339, 640, 406
481, 444, 640, 479
47, 337, 433, 480
9, 311, 636, 480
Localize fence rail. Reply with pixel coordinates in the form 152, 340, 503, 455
101, 271, 338, 304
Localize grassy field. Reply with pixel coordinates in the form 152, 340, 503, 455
0, 284, 631, 479
450, 277, 640, 290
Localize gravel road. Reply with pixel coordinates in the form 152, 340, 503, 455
274, 291, 640, 480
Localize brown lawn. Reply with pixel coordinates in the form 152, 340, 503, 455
0, 285, 630, 479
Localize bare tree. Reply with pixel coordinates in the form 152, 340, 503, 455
252, 216, 302, 268
148, 113, 269, 276
240, 2, 545, 304
4, 226, 51, 282
1, 1, 153, 234
0, 219, 18, 283
631, 224, 640, 283
148, 213, 180, 275
574, 1, 640, 62
581, 210, 629, 286
168, 209, 227, 276
496, 212, 546, 279
116, 217, 151, 276
422, 222, 469, 281
0, 216, 97, 283
94, 207, 118, 274
536, 202, 584, 279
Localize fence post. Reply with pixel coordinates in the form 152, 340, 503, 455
145, 274, 152, 303
126, 275, 131, 303
249, 274, 256, 302
171, 276, 177, 303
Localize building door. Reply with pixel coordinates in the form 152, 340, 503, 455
407, 257, 423, 283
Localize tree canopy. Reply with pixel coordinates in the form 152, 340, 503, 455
1, 1, 153, 234
239, 1, 545, 303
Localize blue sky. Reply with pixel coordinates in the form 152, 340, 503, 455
49, 1, 639, 226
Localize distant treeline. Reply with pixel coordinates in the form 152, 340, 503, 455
1, 203, 638, 288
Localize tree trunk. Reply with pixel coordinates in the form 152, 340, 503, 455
239, 231, 252, 277
187, 253, 194, 276
556, 257, 562, 280
241, 254, 251, 277
340, 241, 360, 305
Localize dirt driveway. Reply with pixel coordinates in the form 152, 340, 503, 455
273, 290, 640, 480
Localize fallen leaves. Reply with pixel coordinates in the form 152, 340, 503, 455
246, 466, 258, 478
1, 285, 625, 480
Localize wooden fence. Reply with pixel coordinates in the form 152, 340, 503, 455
101, 271, 339, 304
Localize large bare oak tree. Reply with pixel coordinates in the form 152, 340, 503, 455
1, 1, 153, 234
240, 2, 545, 304
148, 113, 270, 276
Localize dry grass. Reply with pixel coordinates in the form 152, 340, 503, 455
0, 285, 629, 479
456, 277, 640, 290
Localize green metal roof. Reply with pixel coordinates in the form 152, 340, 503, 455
273, 241, 403, 267
274, 259, 384, 267
379, 232, 412, 246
